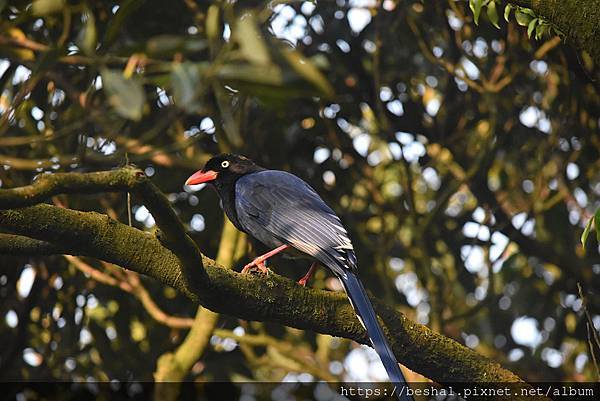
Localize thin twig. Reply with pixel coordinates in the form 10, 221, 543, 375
577, 283, 600, 380
66, 255, 195, 329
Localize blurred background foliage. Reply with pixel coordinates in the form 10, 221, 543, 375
1, 0, 599, 391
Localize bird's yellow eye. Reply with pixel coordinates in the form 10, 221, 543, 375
221, 161, 230, 168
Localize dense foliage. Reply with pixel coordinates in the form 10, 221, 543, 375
1, 0, 598, 390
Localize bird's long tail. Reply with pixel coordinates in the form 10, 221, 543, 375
339, 271, 412, 401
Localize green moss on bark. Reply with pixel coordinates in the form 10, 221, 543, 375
0, 204, 549, 399
510, 0, 600, 65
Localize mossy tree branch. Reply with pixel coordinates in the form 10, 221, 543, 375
0, 233, 66, 255
0, 169, 548, 399
131, 179, 207, 290
507, 0, 600, 65
0, 167, 207, 290
0, 167, 145, 209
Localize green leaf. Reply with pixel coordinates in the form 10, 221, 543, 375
212, 84, 243, 148
282, 49, 334, 97
520, 8, 536, 17
171, 62, 203, 113
535, 22, 548, 40
515, 10, 532, 26
206, 5, 220, 41
145, 35, 206, 57
595, 208, 600, 243
235, 13, 271, 66
101, 69, 145, 121
469, 0, 484, 25
487, 1, 500, 28
581, 215, 594, 250
78, 10, 97, 54
217, 64, 283, 86
504, 4, 513, 22
527, 18, 538, 38
32, 0, 65, 16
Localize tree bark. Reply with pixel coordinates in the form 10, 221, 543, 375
508, 0, 600, 65
0, 169, 549, 400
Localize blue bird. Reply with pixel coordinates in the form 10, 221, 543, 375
186, 154, 411, 400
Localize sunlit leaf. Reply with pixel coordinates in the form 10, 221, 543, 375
78, 10, 97, 54
520, 8, 537, 17
469, 0, 484, 25
515, 10, 532, 26
101, 69, 145, 121
32, 0, 65, 16
487, 1, 500, 28
504, 4, 513, 22
595, 208, 600, 243
535, 23, 548, 39
581, 215, 594, 249
282, 49, 334, 97
206, 5, 220, 41
527, 18, 538, 38
235, 13, 271, 66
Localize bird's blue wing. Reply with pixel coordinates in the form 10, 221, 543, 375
235, 170, 356, 275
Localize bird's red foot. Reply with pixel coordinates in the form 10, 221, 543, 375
298, 262, 318, 287
297, 276, 310, 287
241, 258, 269, 275
240, 244, 290, 275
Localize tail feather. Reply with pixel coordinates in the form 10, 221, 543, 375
339, 271, 412, 401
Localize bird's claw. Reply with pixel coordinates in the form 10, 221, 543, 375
297, 277, 309, 287
241, 259, 269, 275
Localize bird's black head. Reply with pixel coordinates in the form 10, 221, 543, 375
185, 153, 262, 187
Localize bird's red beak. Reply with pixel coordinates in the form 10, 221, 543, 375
185, 170, 218, 185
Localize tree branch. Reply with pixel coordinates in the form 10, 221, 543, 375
0, 167, 145, 209
0, 167, 208, 290
64, 255, 196, 329
0, 169, 549, 399
507, 0, 600, 66
131, 179, 207, 290
0, 233, 65, 255
0, 204, 540, 393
